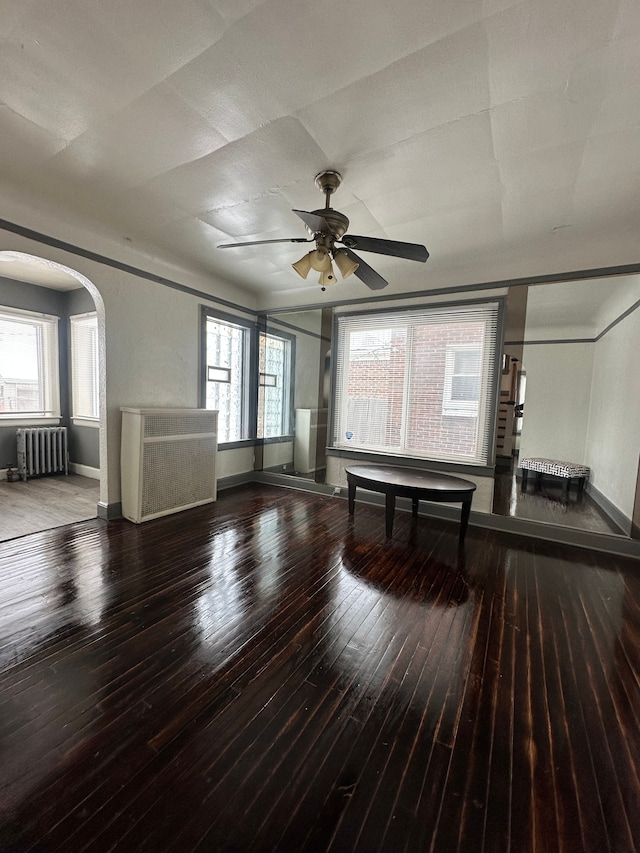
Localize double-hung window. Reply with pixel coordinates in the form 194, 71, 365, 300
204, 314, 252, 444
70, 312, 99, 421
332, 301, 500, 465
257, 331, 293, 439
442, 344, 482, 417
203, 311, 294, 444
0, 306, 60, 419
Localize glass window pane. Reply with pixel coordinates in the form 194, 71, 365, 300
206, 318, 246, 443
0, 309, 59, 417
257, 333, 291, 439
334, 304, 499, 465
340, 327, 406, 450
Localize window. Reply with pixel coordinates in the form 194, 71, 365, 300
0, 306, 60, 418
442, 344, 482, 417
202, 311, 295, 445
333, 302, 500, 465
204, 314, 252, 443
70, 312, 99, 421
257, 331, 293, 439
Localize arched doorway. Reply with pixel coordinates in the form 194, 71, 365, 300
0, 251, 107, 539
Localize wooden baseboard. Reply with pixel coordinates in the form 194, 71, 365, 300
69, 463, 101, 480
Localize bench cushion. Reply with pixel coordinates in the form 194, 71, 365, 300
520, 457, 590, 478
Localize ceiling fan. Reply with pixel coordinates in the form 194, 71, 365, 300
217, 170, 429, 291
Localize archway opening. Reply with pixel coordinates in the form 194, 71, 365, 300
0, 251, 106, 540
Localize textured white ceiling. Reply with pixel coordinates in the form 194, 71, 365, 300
0, 0, 639, 308
524, 274, 640, 337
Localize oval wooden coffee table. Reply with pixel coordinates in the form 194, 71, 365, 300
345, 464, 477, 544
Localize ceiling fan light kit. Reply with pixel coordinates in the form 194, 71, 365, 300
309, 247, 331, 272
333, 249, 359, 279
319, 268, 338, 287
291, 253, 312, 278
218, 169, 429, 291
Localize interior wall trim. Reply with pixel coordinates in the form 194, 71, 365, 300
505, 337, 596, 346
264, 263, 640, 314
505, 295, 640, 348
69, 463, 100, 480
97, 500, 122, 520
2, 217, 638, 319
0, 218, 258, 317
217, 472, 256, 491
264, 314, 331, 342
586, 481, 632, 536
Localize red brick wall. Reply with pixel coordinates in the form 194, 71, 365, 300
345, 322, 484, 457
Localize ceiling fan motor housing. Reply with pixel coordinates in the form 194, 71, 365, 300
308, 208, 350, 240
314, 169, 342, 196
310, 170, 350, 241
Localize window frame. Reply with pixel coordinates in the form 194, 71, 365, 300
442, 342, 482, 418
0, 305, 61, 422
201, 308, 256, 447
330, 299, 504, 467
200, 308, 297, 448
257, 326, 295, 442
70, 311, 99, 425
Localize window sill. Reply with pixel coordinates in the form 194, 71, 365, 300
326, 446, 495, 476
257, 435, 294, 445
72, 418, 100, 428
0, 417, 61, 428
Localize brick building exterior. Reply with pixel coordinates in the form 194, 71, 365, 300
344, 321, 485, 459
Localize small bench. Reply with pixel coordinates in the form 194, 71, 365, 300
345, 464, 476, 544
520, 457, 590, 494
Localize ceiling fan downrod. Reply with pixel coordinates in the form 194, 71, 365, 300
314, 169, 342, 209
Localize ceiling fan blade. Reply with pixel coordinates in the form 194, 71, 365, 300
292, 209, 331, 234
342, 248, 388, 290
218, 237, 312, 248
340, 234, 429, 262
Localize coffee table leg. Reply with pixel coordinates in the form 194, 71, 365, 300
412, 496, 419, 518
348, 480, 356, 515
459, 499, 472, 544
385, 493, 396, 538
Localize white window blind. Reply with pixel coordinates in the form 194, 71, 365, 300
70, 312, 99, 420
442, 344, 482, 418
0, 306, 60, 418
333, 302, 500, 465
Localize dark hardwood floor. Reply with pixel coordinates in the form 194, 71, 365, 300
1, 483, 639, 852
493, 471, 625, 535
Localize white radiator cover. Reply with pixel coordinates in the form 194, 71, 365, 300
120, 407, 217, 523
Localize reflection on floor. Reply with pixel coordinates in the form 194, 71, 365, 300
493, 472, 626, 536
281, 468, 326, 483
0, 474, 99, 541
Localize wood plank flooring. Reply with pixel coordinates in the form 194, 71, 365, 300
492, 471, 625, 535
0, 483, 639, 852
0, 474, 99, 541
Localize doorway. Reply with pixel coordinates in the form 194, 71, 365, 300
0, 252, 105, 541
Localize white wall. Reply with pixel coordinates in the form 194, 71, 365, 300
518, 342, 594, 465
0, 231, 258, 511
585, 304, 640, 521
518, 278, 640, 527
